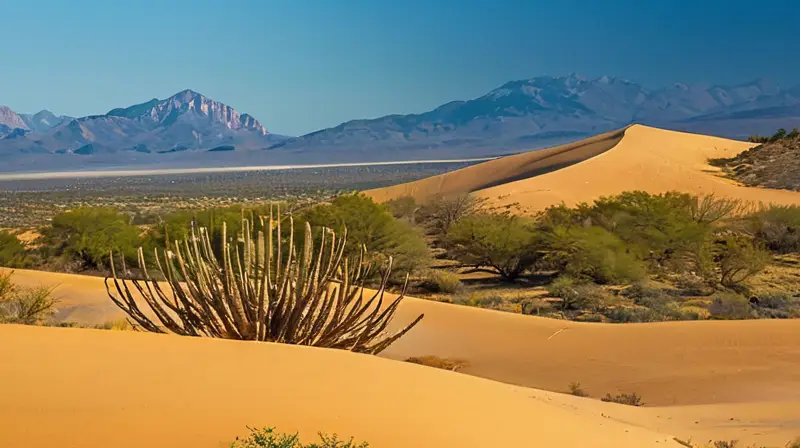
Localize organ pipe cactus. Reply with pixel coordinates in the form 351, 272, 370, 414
105, 206, 423, 354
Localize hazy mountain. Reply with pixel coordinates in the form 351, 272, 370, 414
0, 106, 28, 132
272, 75, 800, 153
0, 90, 286, 159
20, 110, 73, 132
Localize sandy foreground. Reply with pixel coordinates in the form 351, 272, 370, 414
3, 267, 800, 446
366, 125, 800, 212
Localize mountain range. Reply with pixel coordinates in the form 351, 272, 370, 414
2, 74, 800, 171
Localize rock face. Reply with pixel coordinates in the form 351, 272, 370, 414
0, 106, 28, 131
272, 75, 800, 154
0, 89, 283, 157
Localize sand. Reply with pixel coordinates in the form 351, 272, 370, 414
3, 267, 799, 446
366, 125, 800, 213
364, 127, 626, 203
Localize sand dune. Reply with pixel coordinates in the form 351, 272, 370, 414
366, 125, 800, 213
4, 267, 800, 445
364, 127, 627, 203
0, 324, 683, 448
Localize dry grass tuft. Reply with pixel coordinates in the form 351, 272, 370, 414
405, 355, 469, 372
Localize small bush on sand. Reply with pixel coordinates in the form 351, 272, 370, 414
0, 231, 29, 268
708, 292, 754, 320
405, 355, 469, 372
419, 269, 463, 293
95, 318, 132, 331
601, 392, 644, 406
230, 427, 368, 448
0, 271, 57, 325
678, 305, 711, 320
568, 382, 589, 397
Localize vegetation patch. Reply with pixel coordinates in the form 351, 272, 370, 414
230, 427, 368, 448
405, 355, 469, 372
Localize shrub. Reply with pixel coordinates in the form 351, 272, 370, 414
678, 305, 710, 320
41, 207, 144, 270
751, 290, 799, 319
107, 209, 423, 354
446, 212, 538, 280
601, 392, 644, 406
547, 277, 610, 312
0, 271, 57, 325
0, 231, 28, 267
543, 225, 646, 284
602, 306, 662, 323
95, 318, 132, 331
299, 194, 430, 279
405, 355, 469, 372
744, 205, 800, 253
230, 427, 368, 448
717, 236, 770, 287
419, 269, 462, 293
568, 382, 589, 397
385, 196, 417, 221
708, 292, 754, 320
417, 193, 486, 239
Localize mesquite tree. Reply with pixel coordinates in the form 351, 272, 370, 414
105, 207, 423, 354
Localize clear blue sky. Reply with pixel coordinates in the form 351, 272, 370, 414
3, 0, 799, 136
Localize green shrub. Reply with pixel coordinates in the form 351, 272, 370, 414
678, 305, 710, 320
602, 306, 662, 323
744, 205, 800, 253
230, 427, 368, 448
419, 269, 463, 293
717, 236, 770, 287
41, 207, 144, 270
708, 292, 754, 320
751, 290, 800, 319
385, 196, 418, 221
547, 277, 610, 311
446, 212, 538, 280
0, 231, 28, 267
299, 194, 430, 280
543, 225, 645, 284
0, 271, 57, 325
601, 392, 644, 406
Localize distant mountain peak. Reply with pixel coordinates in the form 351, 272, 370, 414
0, 106, 29, 130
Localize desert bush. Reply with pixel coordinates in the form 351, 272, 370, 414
717, 236, 770, 287
568, 382, 589, 397
107, 208, 423, 354
385, 196, 418, 221
520, 297, 553, 315
751, 290, 800, 319
674, 272, 714, 296
455, 293, 506, 309
299, 194, 430, 279
446, 212, 538, 280
542, 225, 646, 284
405, 355, 469, 372
95, 318, 132, 331
417, 193, 486, 239
0, 231, 29, 267
0, 271, 57, 325
708, 292, 754, 320
41, 207, 144, 270
748, 134, 769, 143
602, 306, 662, 323
547, 277, 610, 312
771, 128, 788, 142
744, 205, 800, 253
678, 305, 711, 320
419, 269, 463, 293
230, 427, 368, 448
601, 392, 644, 406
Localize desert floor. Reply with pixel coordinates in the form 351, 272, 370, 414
2, 267, 799, 447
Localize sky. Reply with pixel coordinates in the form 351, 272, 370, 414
2, 0, 799, 136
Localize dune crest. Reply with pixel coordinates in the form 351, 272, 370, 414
367, 125, 800, 214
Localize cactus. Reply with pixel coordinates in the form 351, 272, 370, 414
105, 206, 423, 354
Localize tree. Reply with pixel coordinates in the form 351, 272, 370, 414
298, 194, 430, 278
788, 128, 800, 140
106, 209, 423, 354
717, 235, 770, 287
417, 193, 486, 239
445, 213, 538, 280
386, 196, 418, 222
0, 231, 27, 267
770, 128, 787, 142
42, 207, 143, 270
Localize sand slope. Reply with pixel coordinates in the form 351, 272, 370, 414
0, 324, 682, 448
366, 125, 800, 213
4, 267, 800, 445
364, 127, 627, 203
